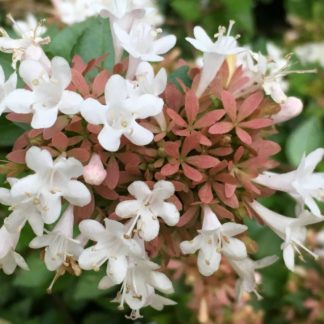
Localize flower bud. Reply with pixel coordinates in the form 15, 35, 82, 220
272, 96, 303, 124
83, 153, 107, 186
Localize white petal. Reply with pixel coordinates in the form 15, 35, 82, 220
54, 156, 84, 178
19, 59, 47, 88
152, 35, 176, 55
193, 26, 213, 49
128, 181, 151, 201
222, 237, 248, 259
31, 106, 59, 129
137, 211, 159, 241
13, 252, 29, 270
98, 275, 116, 290
197, 248, 221, 276
78, 247, 109, 270
180, 235, 202, 255
44, 250, 64, 271
5, 89, 34, 113
107, 255, 128, 285
115, 200, 141, 218
105, 74, 128, 104
81, 98, 107, 125
149, 271, 174, 294
1, 253, 17, 275
62, 180, 91, 207
59, 90, 83, 115
29, 235, 52, 249
25, 146, 53, 174
41, 192, 62, 224
125, 121, 153, 146
98, 125, 123, 152
152, 180, 175, 200
221, 223, 248, 237
152, 202, 179, 226
79, 219, 106, 241
4, 211, 27, 233
283, 244, 295, 271
149, 294, 177, 310
51, 56, 72, 89
154, 68, 167, 95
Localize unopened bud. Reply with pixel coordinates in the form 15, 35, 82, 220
83, 153, 107, 186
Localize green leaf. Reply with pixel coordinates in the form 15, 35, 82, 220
0, 116, 25, 147
286, 116, 324, 167
73, 17, 115, 70
73, 269, 107, 301
171, 0, 201, 21
168, 66, 191, 91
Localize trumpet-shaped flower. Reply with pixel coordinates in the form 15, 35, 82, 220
186, 21, 244, 97
180, 205, 248, 276
114, 22, 176, 78
115, 180, 180, 241
250, 200, 324, 271
225, 253, 278, 300
29, 206, 82, 271
0, 15, 50, 69
0, 226, 29, 275
78, 218, 143, 272
5, 57, 83, 129
0, 65, 17, 115
9, 147, 91, 226
81, 74, 163, 152
254, 148, 324, 217
99, 257, 175, 320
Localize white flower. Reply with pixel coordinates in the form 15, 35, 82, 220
13, 14, 47, 38
29, 206, 82, 271
254, 148, 324, 217
180, 205, 248, 276
0, 15, 50, 69
9, 147, 91, 227
81, 74, 163, 151
78, 218, 142, 272
187, 21, 244, 97
295, 42, 324, 68
250, 200, 324, 271
0, 226, 29, 275
225, 253, 278, 300
99, 257, 175, 320
83, 153, 107, 186
0, 65, 17, 116
52, 0, 95, 25
115, 180, 180, 241
5, 56, 83, 129
114, 22, 176, 78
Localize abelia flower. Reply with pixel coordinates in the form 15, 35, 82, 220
209, 90, 273, 145
115, 180, 180, 241
113, 22, 176, 78
13, 14, 47, 38
0, 65, 17, 116
81, 74, 163, 152
78, 218, 142, 272
271, 96, 303, 124
83, 153, 107, 186
52, 0, 95, 25
99, 257, 175, 320
225, 253, 278, 300
186, 21, 244, 97
7, 57, 83, 129
254, 148, 324, 217
0, 226, 29, 275
9, 146, 91, 226
250, 200, 324, 271
29, 206, 83, 271
0, 15, 50, 69
180, 205, 248, 276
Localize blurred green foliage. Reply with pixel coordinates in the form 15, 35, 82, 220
0, 0, 324, 323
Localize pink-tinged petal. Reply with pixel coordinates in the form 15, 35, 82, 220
221, 90, 237, 121
237, 91, 264, 122
152, 35, 176, 55
5, 89, 34, 114
107, 256, 127, 285
59, 90, 83, 115
105, 74, 128, 104
19, 59, 47, 88
81, 98, 107, 125
63, 180, 91, 207
79, 219, 105, 241
125, 121, 153, 146
209, 121, 234, 134
31, 107, 59, 129
186, 155, 219, 169
115, 200, 142, 218
25, 146, 53, 173
51, 56, 72, 89
198, 183, 213, 203
182, 134, 199, 156
239, 118, 273, 129
195, 110, 225, 128
160, 163, 179, 176
236, 127, 252, 145
185, 90, 199, 124
98, 125, 123, 152
182, 163, 203, 182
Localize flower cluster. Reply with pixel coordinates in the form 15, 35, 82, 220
0, 1, 323, 320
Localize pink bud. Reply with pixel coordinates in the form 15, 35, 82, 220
202, 205, 221, 231
83, 154, 107, 186
272, 96, 303, 124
